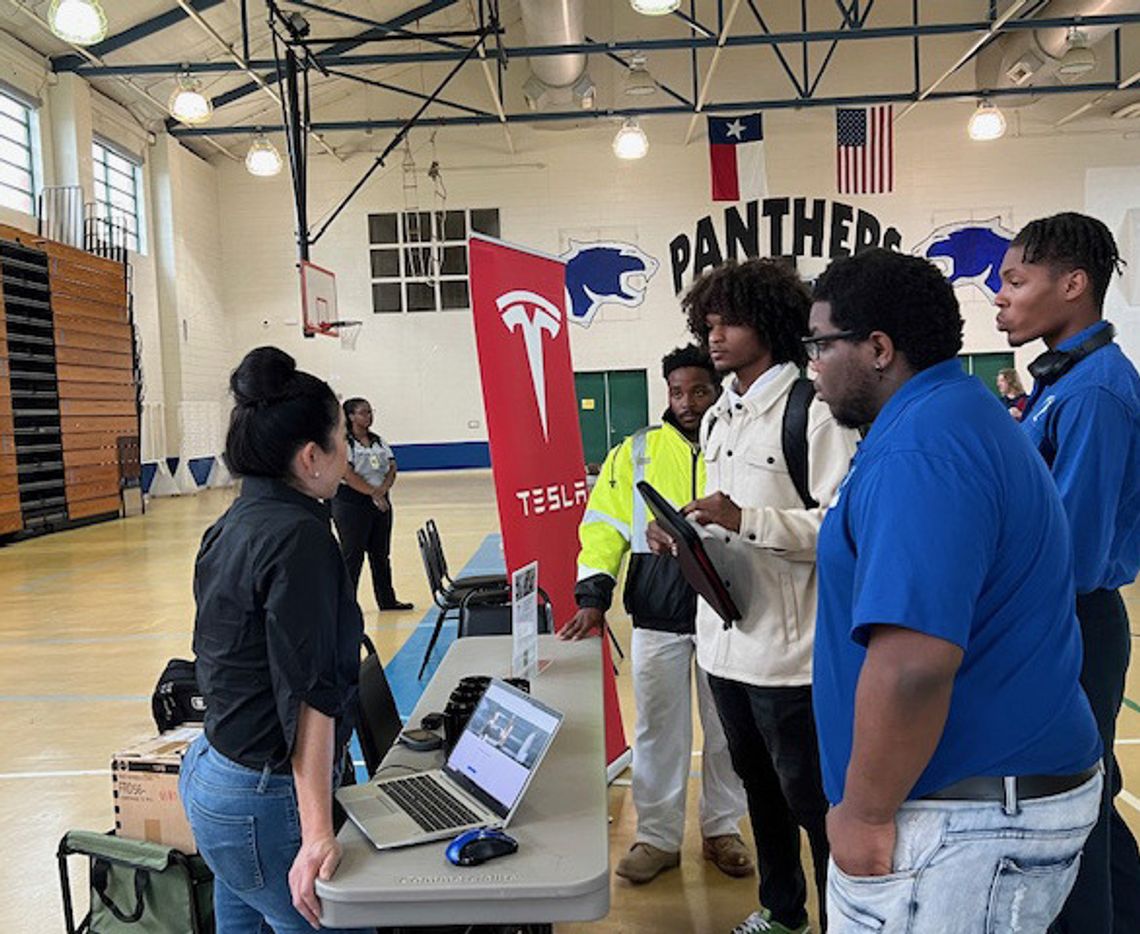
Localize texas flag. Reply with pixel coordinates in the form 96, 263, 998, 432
707, 113, 766, 202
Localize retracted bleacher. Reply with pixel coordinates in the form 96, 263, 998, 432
0, 223, 139, 540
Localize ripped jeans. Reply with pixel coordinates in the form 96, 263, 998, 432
827, 771, 1102, 933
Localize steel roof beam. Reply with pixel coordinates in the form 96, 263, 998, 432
51, 0, 226, 71
167, 76, 1128, 137
61, 12, 1140, 77
203, 0, 460, 112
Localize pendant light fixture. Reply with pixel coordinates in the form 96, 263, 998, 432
48, 0, 107, 46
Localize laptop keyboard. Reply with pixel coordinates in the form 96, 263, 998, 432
381, 774, 480, 832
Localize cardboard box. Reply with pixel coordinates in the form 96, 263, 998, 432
112, 726, 200, 854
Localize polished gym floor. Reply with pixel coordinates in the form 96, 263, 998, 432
2, 471, 1138, 933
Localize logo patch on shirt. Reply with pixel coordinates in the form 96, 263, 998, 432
1031, 395, 1055, 423
830, 464, 858, 509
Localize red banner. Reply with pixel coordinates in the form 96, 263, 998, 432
469, 235, 628, 768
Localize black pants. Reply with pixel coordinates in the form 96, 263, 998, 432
708, 675, 829, 931
1052, 588, 1140, 933
331, 489, 397, 609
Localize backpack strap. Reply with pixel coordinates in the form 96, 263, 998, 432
782, 377, 818, 509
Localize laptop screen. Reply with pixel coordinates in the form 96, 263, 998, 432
443, 680, 563, 819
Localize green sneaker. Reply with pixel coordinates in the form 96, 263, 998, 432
730, 909, 810, 934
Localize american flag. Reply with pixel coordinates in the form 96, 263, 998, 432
836, 105, 893, 195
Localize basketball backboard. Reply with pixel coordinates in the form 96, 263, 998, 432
300, 260, 337, 338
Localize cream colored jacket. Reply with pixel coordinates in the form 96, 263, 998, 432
696, 363, 860, 687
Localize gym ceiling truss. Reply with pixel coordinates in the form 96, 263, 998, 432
44, 1, 1140, 265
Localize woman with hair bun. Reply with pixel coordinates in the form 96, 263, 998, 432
179, 347, 366, 933
331, 397, 412, 612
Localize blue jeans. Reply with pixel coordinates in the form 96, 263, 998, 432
827, 771, 1103, 933
179, 734, 364, 933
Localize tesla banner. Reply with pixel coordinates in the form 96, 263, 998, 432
469, 234, 628, 769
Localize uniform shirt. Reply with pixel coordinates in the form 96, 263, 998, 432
347, 434, 394, 487
1022, 321, 1140, 593
193, 476, 363, 772
814, 360, 1101, 804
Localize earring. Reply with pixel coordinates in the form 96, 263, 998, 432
314, 471, 321, 479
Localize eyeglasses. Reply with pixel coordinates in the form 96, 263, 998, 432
802, 330, 860, 361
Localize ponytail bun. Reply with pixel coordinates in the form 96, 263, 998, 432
231, 346, 297, 408
224, 346, 340, 480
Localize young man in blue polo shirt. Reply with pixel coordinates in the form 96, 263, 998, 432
807, 248, 1103, 932
995, 211, 1140, 933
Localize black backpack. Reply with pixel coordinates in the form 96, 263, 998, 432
151, 659, 206, 733
782, 377, 818, 509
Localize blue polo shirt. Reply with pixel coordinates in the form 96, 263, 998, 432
1022, 321, 1140, 594
814, 359, 1101, 804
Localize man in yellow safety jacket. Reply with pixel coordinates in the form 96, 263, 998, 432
561, 345, 751, 885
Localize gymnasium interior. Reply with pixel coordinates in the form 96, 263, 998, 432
1, 1, 1139, 932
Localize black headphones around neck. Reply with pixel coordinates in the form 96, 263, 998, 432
1028, 324, 1115, 387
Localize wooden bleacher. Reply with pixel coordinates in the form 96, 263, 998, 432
0, 223, 138, 538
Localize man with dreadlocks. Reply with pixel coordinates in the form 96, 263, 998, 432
996, 211, 1140, 933
650, 259, 860, 934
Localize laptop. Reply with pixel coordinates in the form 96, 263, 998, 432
636, 479, 742, 628
337, 678, 564, 850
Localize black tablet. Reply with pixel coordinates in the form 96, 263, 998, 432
636, 480, 742, 628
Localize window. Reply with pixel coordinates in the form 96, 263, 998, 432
0, 89, 36, 216
368, 208, 500, 314
92, 139, 143, 253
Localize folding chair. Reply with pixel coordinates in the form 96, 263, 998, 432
425, 518, 507, 592
458, 585, 554, 638
417, 527, 509, 679
356, 634, 403, 776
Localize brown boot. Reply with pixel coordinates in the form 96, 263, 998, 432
702, 833, 755, 878
615, 842, 680, 883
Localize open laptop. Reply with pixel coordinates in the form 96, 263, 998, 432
337, 678, 563, 850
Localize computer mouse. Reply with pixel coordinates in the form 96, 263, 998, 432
445, 827, 519, 867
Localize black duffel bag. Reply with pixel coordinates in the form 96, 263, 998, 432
151, 659, 205, 733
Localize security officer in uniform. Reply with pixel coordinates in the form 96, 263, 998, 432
996, 211, 1140, 933
561, 345, 751, 885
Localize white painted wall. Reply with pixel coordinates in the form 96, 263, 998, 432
216, 104, 1140, 443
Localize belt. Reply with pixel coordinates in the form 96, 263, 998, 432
923, 765, 1099, 805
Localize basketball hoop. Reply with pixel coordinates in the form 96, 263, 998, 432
326, 320, 362, 351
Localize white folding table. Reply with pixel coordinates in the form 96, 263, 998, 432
318, 634, 610, 929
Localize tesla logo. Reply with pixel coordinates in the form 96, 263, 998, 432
497, 290, 562, 439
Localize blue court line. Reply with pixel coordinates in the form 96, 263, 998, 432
350, 533, 504, 784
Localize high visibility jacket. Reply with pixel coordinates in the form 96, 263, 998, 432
575, 413, 706, 633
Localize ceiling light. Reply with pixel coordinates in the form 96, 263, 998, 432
168, 72, 212, 126
613, 118, 649, 160
631, 0, 681, 14
48, 0, 107, 46
1058, 27, 1096, 82
624, 55, 657, 97
967, 99, 1006, 141
245, 133, 283, 177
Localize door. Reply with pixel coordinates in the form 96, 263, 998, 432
606, 370, 650, 448
960, 352, 1014, 398
574, 369, 649, 465
574, 372, 609, 466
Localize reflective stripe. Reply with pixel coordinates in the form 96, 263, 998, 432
631, 430, 649, 552
581, 509, 630, 541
